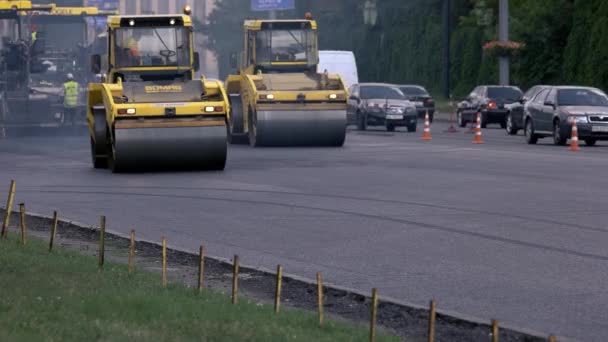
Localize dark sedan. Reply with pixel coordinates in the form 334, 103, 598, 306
347, 83, 418, 132
397, 85, 435, 122
504, 85, 549, 135
524, 86, 608, 146
457, 85, 523, 128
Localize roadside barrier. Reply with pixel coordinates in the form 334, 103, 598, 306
0, 180, 563, 341
422, 111, 432, 141
473, 112, 484, 144
570, 120, 580, 152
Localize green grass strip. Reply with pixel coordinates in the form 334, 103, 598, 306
0, 235, 397, 342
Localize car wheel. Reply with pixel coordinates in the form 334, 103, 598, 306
386, 123, 395, 132
553, 120, 567, 146
357, 112, 367, 131
480, 114, 488, 128
525, 119, 538, 145
585, 138, 597, 147
429, 113, 434, 123
457, 111, 466, 127
506, 113, 518, 135
407, 124, 417, 132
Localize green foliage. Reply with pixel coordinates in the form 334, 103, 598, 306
205, 0, 608, 96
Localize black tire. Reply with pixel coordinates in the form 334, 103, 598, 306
525, 119, 538, 145
90, 137, 108, 169
357, 112, 367, 131
407, 124, 417, 132
428, 113, 434, 123
500, 121, 507, 129
585, 138, 597, 147
228, 95, 249, 145
553, 120, 567, 146
457, 111, 466, 128
505, 113, 518, 135
481, 114, 488, 129
386, 123, 395, 132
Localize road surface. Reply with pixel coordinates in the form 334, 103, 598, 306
2, 123, 607, 341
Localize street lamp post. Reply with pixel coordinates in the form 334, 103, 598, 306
498, 0, 509, 85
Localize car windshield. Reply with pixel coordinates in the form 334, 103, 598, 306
487, 87, 523, 101
114, 27, 189, 68
399, 86, 428, 96
255, 29, 316, 65
361, 86, 405, 100
557, 89, 608, 106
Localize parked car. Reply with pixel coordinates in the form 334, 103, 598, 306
504, 85, 549, 135
523, 86, 608, 146
457, 85, 523, 128
347, 83, 418, 132
397, 85, 435, 122
318, 51, 359, 89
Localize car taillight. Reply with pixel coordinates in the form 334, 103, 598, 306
488, 101, 497, 109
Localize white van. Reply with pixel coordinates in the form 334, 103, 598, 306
318, 51, 359, 89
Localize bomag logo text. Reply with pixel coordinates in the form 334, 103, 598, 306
144, 85, 183, 93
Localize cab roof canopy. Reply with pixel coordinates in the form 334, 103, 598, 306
108, 14, 192, 28
244, 19, 317, 30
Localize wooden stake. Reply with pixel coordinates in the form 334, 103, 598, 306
274, 265, 283, 313
98, 216, 105, 269
197, 245, 205, 293
1, 180, 16, 239
428, 299, 436, 342
370, 288, 378, 342
491, 319, 499, 342
128, 230, 135, 273
162, 237, 167, 287
317, 272, 324, 327
19, 203, 26, 246
231, 255, 239, 304
49, 211, 58, 252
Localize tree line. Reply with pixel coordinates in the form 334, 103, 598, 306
205, 0, 608, 97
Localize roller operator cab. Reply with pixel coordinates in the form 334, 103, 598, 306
87, 13, 230, 172
225, 17, 348, 147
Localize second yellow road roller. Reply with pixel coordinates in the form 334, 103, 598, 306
87, 10, 230, 172
225, 15, 349, 147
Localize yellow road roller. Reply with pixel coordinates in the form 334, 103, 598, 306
87, 11, 230, 172
225, 16, 348, 147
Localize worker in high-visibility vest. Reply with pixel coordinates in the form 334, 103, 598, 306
62, 73, 79, 125
30, 24, 38, 43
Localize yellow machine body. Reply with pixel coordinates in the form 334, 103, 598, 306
225, 19, 348, 147
87, 14, 230, 172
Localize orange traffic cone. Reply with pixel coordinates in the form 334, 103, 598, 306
422, 111, 432, 141
472, 112, 484, 144
570, 120, 580, 152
